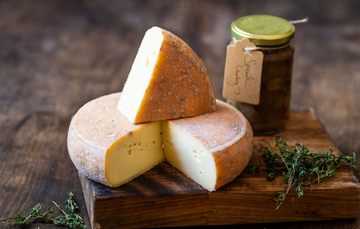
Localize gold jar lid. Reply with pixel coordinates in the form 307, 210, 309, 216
231, 15, 295, 46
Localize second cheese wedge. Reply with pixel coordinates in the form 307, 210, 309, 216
68, 93, 253, 191
117, 26, 216, 124
163, 101, 253, 191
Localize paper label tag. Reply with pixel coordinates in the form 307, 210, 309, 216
222, 38, 263, 105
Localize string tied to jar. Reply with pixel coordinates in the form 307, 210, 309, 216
240, 17, 308, 53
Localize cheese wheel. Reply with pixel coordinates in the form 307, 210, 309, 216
67, 93, 164, 187
117, 26, 216, 124
68, 93, 253, 191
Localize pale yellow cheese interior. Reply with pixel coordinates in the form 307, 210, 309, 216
104, 120, 218, 190
105, 121, 164, 187
162, 121, 217, 191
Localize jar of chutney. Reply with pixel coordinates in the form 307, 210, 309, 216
226, 15, 295, 135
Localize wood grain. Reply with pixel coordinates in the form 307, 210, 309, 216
80, 109, 360, 229
1, 0, 360, 228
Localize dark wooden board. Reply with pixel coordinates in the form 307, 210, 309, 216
80, 109, 360, 229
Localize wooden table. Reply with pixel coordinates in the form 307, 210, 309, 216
1, 1, 360, 228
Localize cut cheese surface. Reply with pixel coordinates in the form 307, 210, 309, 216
105, 121, 163, 187
117, 26, 216, 124
67, 93, 164, 187
163, 100, 253, 191
68, 93, 253, 191
162, 121, 217, 191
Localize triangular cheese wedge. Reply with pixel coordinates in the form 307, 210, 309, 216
117, 26, 216, 124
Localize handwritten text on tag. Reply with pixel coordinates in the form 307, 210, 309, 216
223, 38, 263, 105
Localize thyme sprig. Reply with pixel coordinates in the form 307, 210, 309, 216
248, 165, 260, 174
259, 136, 357, 211
0, 192, 85, 228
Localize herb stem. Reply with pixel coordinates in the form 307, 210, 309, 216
69, 192, 74, 210
0, 217, 16, 222
1, 216, 56, 222
22, 203, 40, 224
280, 154, 289, 171
52, 201, 67, 216
276, 167, 296, 210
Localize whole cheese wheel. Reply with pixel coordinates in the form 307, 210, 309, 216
117, 26, 216, 124
68, 93, 164, 187
68, 93, 253, 191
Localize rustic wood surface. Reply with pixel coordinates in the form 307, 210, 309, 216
79, 109, 360, 229
1, 0, 360, 228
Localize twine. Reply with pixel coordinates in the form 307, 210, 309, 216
243, 42, 290, 52
289, 17, 309, 24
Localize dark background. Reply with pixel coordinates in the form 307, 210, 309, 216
1, 0, 359, 228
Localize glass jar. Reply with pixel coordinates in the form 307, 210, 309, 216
226, 15, 295, 135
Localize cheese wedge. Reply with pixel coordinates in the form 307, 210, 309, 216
68, 93, 253, 191
163, 100, 253, 191
117, 26, 216, 124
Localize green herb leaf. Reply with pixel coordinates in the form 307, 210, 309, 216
248, 165, 260, 174
66, 192, 80, 213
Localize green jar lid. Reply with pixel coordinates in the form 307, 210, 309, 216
231, 15, 295, 46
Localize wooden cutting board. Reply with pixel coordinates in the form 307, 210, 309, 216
79, 108, 360, 229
